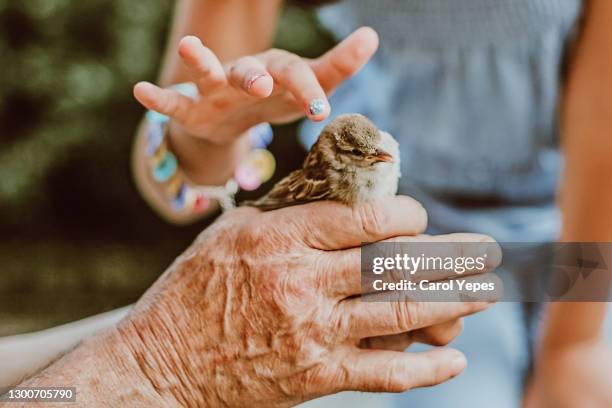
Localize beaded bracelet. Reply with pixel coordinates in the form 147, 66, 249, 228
144, 83, 275, 213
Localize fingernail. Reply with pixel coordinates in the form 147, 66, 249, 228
308, 99, 326, 116
245, 73, 267, 91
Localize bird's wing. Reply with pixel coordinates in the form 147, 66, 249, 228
242, 168, 331, 211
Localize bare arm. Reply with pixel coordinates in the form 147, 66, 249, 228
159, 0, 283, 84
133, 0, 283, 224
0, 307, 130, 388
132, 5, 378, 225
2, 198, 495, 406
540, 0, 612, 350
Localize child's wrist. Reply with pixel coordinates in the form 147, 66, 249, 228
142, 99, 275, 214
167, 119, 244, 148
166, 120, 245, 183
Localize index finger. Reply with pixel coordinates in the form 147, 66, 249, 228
339, 300, 493, 339
322, 233, 502, 299
263, 50, 330, 121
267, 195, 428, 251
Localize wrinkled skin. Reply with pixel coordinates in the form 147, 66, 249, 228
117, 197, 498, 407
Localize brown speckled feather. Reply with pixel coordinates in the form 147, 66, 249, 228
242, 113, 400, 211
242, 167, 331, 211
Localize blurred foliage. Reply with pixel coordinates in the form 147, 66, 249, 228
0, 0, 333, 335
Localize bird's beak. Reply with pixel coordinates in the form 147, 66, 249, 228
374, 150, 394, 163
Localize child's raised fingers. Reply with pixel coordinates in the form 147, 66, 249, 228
263, 50, 330, 121
312, 26, 379, 94
178, 36, 226, 93
225, 56, 274, 98
133, 81, 193, 122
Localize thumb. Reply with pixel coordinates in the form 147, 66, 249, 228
311, 26, 379, 93
267, 196, 427, 250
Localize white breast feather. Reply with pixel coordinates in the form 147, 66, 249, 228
353, 130, 401, 202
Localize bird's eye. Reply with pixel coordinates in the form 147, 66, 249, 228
351, 148, 363, 156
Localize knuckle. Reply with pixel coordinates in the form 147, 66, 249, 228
294, 363, 338, 397
381, 362, 410, 393
394, 301, 424, 330
236, 55, 258, 68
193, 57, 211, 74
354, 202, 387, 238
294, 341, 327, 367
163, 95, 179, 116
263, 263, 314, 319
235, 221, 267, 248
281, 56, 304, 76
329, 57, 353, 78
265, 48, 285, 58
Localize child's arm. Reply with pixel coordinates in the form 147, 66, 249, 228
130, 1, 379, 225
546, 0, 612, 350
131, 0, 283, 224
527, 0, 612, 405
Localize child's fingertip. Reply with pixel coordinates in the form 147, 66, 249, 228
180, 35, 201, 47
307, 98, 329, 120
178, 36, 204, 60
134, 81, 155, 96
133, 81, 148, 98
246, 74, 273, 98
309, 113, 329, 122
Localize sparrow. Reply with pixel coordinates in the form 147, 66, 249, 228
243, 113, 400, 211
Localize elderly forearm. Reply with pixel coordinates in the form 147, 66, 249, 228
0, 306, 130, 388
1, 328, 177, 408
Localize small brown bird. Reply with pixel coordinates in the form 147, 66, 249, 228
244, 113, 400, 211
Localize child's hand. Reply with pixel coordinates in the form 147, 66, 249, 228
133, 27, 378, 146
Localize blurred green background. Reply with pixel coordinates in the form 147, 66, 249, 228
0, 0, 333, 335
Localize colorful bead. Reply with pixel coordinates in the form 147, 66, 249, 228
246, 149, 276, 183
145, 122, 164, 156
225, 179, 239, 195
145, 95, 275, 214
248, 123, 273, 149
193, 194, 210, 212
153, 151, 178, 182
235, 163, 262, 191
165, 172, 183, 196
146, 110, 169, 124
170, 184, 187, 211
150, 142, 168, 167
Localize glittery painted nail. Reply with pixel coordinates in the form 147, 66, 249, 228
245, 73, 267, 91
308, 99, 326, 116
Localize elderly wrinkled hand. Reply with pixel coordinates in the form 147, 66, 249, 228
13, 196, 500, 407
116, 196, 498, 406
